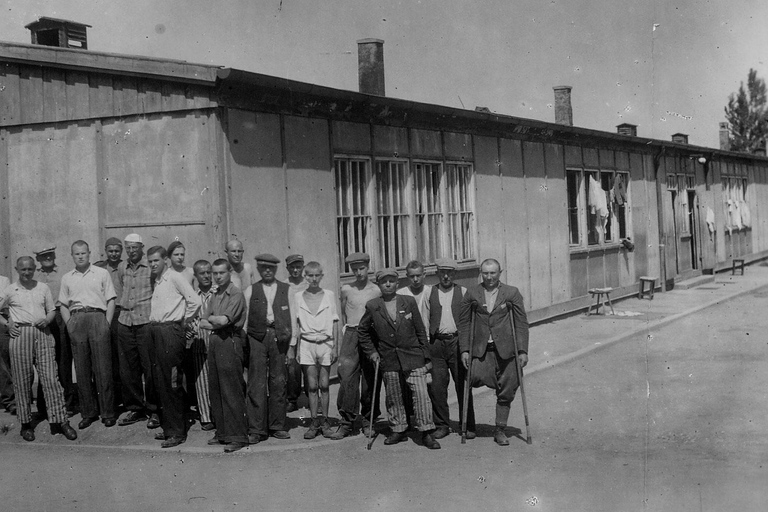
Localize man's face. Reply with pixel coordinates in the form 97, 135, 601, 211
350, 263, 369, 283
71, 245, 90, 268
377, 276, 398, 296
406, 266, 425, 290
226, 242, 244, 265
16, 259, 35, 283
194, 264, 213, 289
304, 268, 323, 288
480, 262, 501, 288
147, 252, 166, 276
287, 262, 304, 279
37, 253, 56, 270
212, 264, 231, 288
125, 242, 143, 263
105, 244, 123, 263
257, 264, 276, 283
438, 268, 455, 288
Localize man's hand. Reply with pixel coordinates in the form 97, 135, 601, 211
331, 349, 338, 365
518, 353, 528, 368
425, 370, 433, 385
287, 346, 296, 365
33, 319, 48, 329
8, 322, 20, 338
370, 352, 381, 365
199, 319, 213, 330
461, 351, 470, 370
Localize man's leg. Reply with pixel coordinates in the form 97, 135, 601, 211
285, 354, 303, 411
495, 353, 520, 428
428, 337, 451, 431
52, 310, 77, 414
210, 334, 248, 445
447, 336, 475, 433
266, 331, 288, 434
405, 366, 435, 432
68, 315, 99, 421
152, 323, 187, 439
135, 324, 158, 414
359, 330, 382, 432
34, 327, 68, 424
382, 371, 407, 433
9, 328, 35, 424
333, 327, 360, 437
206, 335, 224, 443
87, 313, 115, 421
117, 323, 145, 413
109, 309, 122, 411
246, 335, 269, 438
191, 336, 212, 425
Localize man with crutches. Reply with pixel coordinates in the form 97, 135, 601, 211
459, 258, 530, 446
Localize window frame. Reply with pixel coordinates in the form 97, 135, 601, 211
566, 167, 631, 250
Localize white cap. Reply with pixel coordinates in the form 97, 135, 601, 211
124, 233, 143, 244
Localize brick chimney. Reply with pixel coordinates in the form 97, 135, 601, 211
25, 17, 90, 49
357, 39, 385, 96
553, 86, 573, 126
671, 133, 689, 144
617, 123, 638, 137
719, 122, 731, 151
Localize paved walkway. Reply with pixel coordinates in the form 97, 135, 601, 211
3, 262, 767, 453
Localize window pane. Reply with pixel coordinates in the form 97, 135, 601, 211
567, 171, 580, 245
334, 158, 371, 272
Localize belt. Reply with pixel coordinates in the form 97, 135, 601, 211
71, 307, 105, 314
14, 323, 34, 327
266, 322, 276, 329
432, 332, 458, 341
300, 335, 332, 344
150, 320, 182, 326
486, 342, 496, 351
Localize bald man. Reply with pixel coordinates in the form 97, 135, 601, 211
225, 240, 255, 291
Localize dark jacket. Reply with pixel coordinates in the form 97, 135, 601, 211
458, 283, 529, 360
357, 295, 430, 373
428, 284, 465, 338
246, 280, 292, 344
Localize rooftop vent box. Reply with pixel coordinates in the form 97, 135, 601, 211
25, 17, 91, 49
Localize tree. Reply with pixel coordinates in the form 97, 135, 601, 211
724, 68, 768, 153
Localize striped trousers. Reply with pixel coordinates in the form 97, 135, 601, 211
190, 335, 211, 424
382, 366, 435, 433
10, 325, 67, 424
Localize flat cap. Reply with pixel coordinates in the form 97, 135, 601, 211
285, 254, 304, 265
255, 253, 280, 266
105, 237, 123, 247
124, 233, 143, 244
376, 268, 399, 281
345, 252, 370, 265
34, 247, 56, 257
434, 258, 458, 270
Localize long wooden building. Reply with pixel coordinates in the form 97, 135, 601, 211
1, 31, 767, 322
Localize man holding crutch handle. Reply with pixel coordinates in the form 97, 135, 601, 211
459, 258, 530, 447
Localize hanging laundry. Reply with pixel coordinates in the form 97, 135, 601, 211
706, 207, 715, 238
740, 201, 751, 228
612, 174, 627, 205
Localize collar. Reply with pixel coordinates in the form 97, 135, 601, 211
127, 257, 148, 269
73, 264, 92, 275
215, 282, 234, 296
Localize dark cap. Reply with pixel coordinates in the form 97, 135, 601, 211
285, 254, 304, 265
345, 252, 370, 265
105, 237, 123, 248
34, 247, 56, 257
375, 268, 399, 281
434, 258, 458, 270
255, 253, 280, 266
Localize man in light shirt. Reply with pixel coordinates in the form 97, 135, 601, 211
397, 260, 432, 334
0, 256, 77, 442
59, 240, 118, 429
225, 240, 255, 291
146, 246, 201, 448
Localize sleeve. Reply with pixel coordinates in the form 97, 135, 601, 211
288, 286, 299, 342
43, 285, 55, 314
225, 291, 247, 330
328, 291, 339, 322
175, 274, 201, 321
509, 289, 529, 354
58, 274, 71, 308
356, 305, 377, 358
103, 270, 117, 302
458, 287, 476, 353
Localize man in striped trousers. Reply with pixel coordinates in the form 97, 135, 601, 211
357, 268, 440, 450
0, 256, 77, 442
191, 260, 214, 431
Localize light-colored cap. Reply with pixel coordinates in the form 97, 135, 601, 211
124, 233, 143, 244
375, 268, 399, 281
434, 258, 458, 270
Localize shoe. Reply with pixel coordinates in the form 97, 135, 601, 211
248, 433, 268, 444
361, 423, 373, 437
102, 418, 116, 427
200, 422, 215, 431
304, 419, 320, 440
50, 422, 78, 441
9, 405, 17, 416
223, 442, 246, 453
329, 424, 352, 440
270, 430, 290, 440
286, 402, 298, 413
422, 432, 441, 450
384, 431, 408, 445
465, 430, 477, 440
66, 409, 78, 418
207, 436, 223, 445
146, 413, 161, 429
78, 416, 98, 430
433, 426, 450, 439
20, 423, 35, 442
154, 432, 167, 441
118, 411, 147, 426
494, 428, 510, 446
320, 420, 334, 438
161, 436, 186, 448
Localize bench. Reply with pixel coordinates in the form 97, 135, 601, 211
638, 276, 658, 300
587, 287, 615, 316
732, 259, 745, 275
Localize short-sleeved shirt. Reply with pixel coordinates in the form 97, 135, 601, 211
340, 281, 381, 327
149, 269, 201, 323
117, 257, 152, 326
0, 281, 55, 324
397, 284, 432, 335
36, 267, 62, 307
59, 264, 117, 312
205, 282, 246, 334
296, 289, 339, 342
288, 279, 308, 298
94, 260, 123, 301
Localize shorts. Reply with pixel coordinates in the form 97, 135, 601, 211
299, 339, 333, 366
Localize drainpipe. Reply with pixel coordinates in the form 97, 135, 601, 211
653, 145, 667, 293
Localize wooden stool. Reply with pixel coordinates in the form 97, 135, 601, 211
587, 287, 614, 315
638, 276, 657, 300
732, 259, 745, 275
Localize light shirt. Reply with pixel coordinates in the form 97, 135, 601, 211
94, 260, 123, 301
36, 267, 62, 307
288, 279, 308, 298
149, 268, 201, 323
59, 264, 117, 311
0, 276, 9, 317
0, 281, 54, 324
262, 281, 278, 323
397, 284, 432, 334
295, 289, 338, 343
118, 257, 153, 326
437, 287, 458, 334
230, 263, 255, 291
340, 281, 381, 327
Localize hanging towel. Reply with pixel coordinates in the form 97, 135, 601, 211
740, 201, 751, 228
706, 207, 715, 234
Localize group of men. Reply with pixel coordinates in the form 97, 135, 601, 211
0, 235, 529, 452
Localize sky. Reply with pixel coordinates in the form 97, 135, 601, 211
1, 0, 766, 149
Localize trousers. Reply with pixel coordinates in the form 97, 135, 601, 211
471, 347, 520, 427
190, 335, 211, 424
0, 323, 14, 410
382, 366, 435, 433
247, 327, 288, 435
208, 332, 248, 444
336, 327, 382, 428
117, 323, 157, 412
428, 333, 475, 431
68, 311, 114, 420
149, 322, 187, 438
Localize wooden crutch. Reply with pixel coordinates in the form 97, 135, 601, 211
508, 307, 532, 445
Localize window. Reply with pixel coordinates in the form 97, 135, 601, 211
334, 157, 477, 272
721, 175, 750, 231
567, 168, 630, 248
